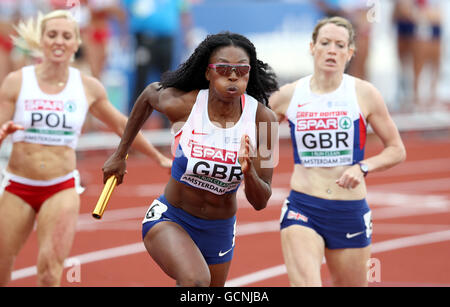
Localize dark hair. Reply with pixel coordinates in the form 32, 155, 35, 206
160, 31, 279, 106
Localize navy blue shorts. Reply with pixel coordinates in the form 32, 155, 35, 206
142, 195, 236, 264
396, 20, 416, 38
280, 190, 372, 249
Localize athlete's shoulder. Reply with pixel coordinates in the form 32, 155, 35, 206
268, 79, 301, 120
159, 86, 199, 104
80, 72, 107, 100
150, 84, 200, 123
2, 68, 23, 86
353, 76, 377, 93
256, 102, 278, 124
0, 69, 23, 99
354, 77, 383, 101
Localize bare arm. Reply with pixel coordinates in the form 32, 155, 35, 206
239, 105, 279, 210
336, 80, 406, 189
359, 81, 406, 172
268, 81, 297, 122
84, 79, 172, 183
100, 82, 194, 184
0, 71, 23, 147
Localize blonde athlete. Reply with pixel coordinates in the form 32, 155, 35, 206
0, 10, 171, 287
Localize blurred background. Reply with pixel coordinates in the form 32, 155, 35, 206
0, 0, 449, 146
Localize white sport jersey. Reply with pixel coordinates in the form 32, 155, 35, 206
171, 89, 258, 195
285, 74, 367, 167
12, 65, 88, 149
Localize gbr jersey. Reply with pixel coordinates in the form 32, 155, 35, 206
171, 89, 258, 195
11, 65, 88, 149
286, 74, 367, 167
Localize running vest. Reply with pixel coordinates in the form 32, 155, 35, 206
12, 65, 88, 149
285, 74, 366, 167
171, 89, 258, 195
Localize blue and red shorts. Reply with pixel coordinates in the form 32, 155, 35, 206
142, 195, 236, 264
280, 190, 372, 249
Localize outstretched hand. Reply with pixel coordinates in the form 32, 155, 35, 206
0, 121, 24, 146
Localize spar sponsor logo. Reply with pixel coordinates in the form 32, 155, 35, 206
339, 116, 352, 130
183, 143, 243, 193
297, 117, 338, 131
65, 100, 77, 112
191, 143, 237, 164
25, 99, 77, 113
297, 116, 352, 132
25, 99, 64, 111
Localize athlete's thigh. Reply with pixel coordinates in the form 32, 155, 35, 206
143, 221, 210, 283
281, 225, 325, 286
208, 261, 231, 287
36, 188, 80, 262
325, 245, 371, 287
0, 191, 36, 257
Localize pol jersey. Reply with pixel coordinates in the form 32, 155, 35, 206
286, 74, 367, 167
12, 65, 88, 149
171, 89, 258, 195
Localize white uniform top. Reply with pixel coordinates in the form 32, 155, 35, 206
12, 65, 89, 149
285, 74, 367, 167
171, 89, 258, 195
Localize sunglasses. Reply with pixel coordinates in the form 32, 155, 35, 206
208, 63, 251, 77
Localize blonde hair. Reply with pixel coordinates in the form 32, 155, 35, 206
11, 10, 82, 58
312, 16, 355, 49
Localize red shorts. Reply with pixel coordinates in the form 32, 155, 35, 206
1, 170, 84, 212
87, 27, 110, 45
0, 34, 13, 52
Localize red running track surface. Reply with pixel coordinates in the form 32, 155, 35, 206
8, 131, 450, 287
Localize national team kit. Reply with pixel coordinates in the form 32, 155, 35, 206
1, 65, 86, 212
142, 75, 372, 267
142, 89, 258, 264
279, 74, 372, 248
2, 67, 372, 263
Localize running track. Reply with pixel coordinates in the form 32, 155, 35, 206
8, 130, 450, 286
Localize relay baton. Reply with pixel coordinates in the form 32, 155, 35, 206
92, 155, 128, 219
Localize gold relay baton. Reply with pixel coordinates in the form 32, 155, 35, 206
92, 155, 128, 219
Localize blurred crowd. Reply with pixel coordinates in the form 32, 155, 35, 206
0, 0, 193, 131
0, 0, 445, 119
317, 0, 443, 112
392, 0, 443, 111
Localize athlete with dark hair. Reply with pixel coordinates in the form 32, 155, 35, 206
102, 32, 279, 286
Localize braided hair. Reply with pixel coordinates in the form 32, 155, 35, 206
160, 31, 279, 106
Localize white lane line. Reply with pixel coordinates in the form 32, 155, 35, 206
11, 222, 450, 284
225, 265, 287, 287
75, 190, 449, 232
12, 242, 145, 281
225, 229, 450, 287
370, 178, 450, 193
83, 175, 450, 197
369, 158, 450, 177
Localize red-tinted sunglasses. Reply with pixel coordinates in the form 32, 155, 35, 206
208, 63, 251, 77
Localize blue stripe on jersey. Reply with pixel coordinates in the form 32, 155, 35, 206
288, 119, 301, 164
352, 117, 365, 164
171, 144, 188, 181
